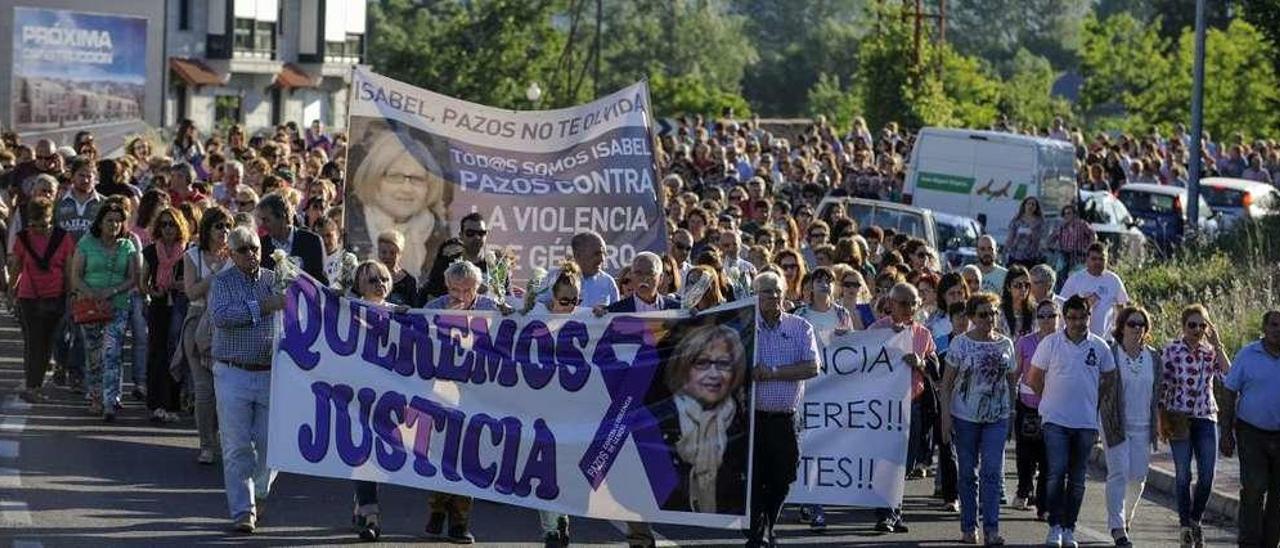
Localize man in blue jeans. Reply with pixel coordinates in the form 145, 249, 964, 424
1027, 295, 1116, 547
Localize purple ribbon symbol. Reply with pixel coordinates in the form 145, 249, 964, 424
578, 316, 679, 502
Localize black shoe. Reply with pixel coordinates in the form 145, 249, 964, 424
354, 513, 381, 542
424, 512, 447, 539
1111, 527, 1131, 547
52, 369, 67, 387
18, 389, 43, 404
875, 518, 895, 532
892, 520, 909, 533
447, 524, 475, 544
543, 531, 564, 548
556, 515, 570, 546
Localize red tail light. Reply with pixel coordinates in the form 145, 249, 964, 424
1242, 192, 1254, 207
1172, 195, 1183, 214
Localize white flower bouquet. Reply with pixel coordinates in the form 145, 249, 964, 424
269, 249, 304, 294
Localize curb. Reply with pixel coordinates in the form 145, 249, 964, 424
1088, 445, 1238, 522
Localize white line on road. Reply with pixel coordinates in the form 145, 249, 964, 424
0, 468, 21, 489
0, 499, 31, 526
0, 416, 25, 433
0, 439, 17, 459
13, 540, 43, 548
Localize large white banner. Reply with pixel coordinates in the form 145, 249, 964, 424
786, 328, 914, 507
344, 68, 666, 283
267, 275, 756, 528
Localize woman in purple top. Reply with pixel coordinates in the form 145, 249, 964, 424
1013, 299, 1059, 519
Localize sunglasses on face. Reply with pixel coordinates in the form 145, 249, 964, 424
842, 281, 861, 288
1185, 321, 1207, 329
975, 310, 996, 319
674, 243, 692, 252
556, 297, 581, 307
159, 221, 178, 228
236, 245, 259, 255
1037, 312, 1058, 320
780, 263, 799, 271
692, 358, 735, 372
1012, 281, 1029, 290
1126, 320, 1148, 329
463, 229, 488, 238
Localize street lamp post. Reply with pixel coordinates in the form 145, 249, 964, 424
1187, 0, 1207, 231
525, 82, 543, 109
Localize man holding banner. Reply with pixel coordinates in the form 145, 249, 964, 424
748, 272, 820, 547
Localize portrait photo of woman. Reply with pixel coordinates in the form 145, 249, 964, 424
651, 323, 750, 515
345, 119, 454, 281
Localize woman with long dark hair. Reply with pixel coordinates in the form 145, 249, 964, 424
1005, 197, 1045, 268
999, 265, 1035, 339
8, 198, 74, 403
69, 201, 139, 421
180, 206, 233, 464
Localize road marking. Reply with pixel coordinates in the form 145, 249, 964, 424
609, 520, 679, 547
0, 416, 25, 433
13, 540, 43, 548
0, 468, 20, 489
0, 440, 17, 459
0, 499, 31, 526
1074, 523, 1112, 543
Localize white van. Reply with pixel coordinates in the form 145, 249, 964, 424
903, 127, 1078, 242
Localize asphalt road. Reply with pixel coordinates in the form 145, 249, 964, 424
0, 316, 1237, 547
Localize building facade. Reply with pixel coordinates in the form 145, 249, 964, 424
166, 0, 366, 135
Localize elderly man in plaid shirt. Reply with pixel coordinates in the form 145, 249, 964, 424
747, 271, 820, 547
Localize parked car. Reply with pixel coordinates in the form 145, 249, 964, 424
1116, 183, 1219, 252
817, 196, 938, 250
1197, 177, 1280, 230
1078, 189, 1148, 262
933, 211, 981, 269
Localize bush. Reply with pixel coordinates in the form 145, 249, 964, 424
1115, 216, 1280, 355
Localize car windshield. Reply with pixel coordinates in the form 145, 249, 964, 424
937, 220, 978, 250
1201, 186, 1246, 208
1119, 190, 1178, 215
847, 203, 927, 239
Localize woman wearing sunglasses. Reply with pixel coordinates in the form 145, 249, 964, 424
1012, 300, 1058, 520
347, 260, 410, 541
180, 206, 233, 464
940, 292, 1017, 545
1101, 306, 1163, 547
1158, 305, 1231, 548
523, 259, 585, 546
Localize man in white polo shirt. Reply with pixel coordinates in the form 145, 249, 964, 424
1027, 295, 1117, 548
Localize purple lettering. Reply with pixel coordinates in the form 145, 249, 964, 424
298, 381, 333, 462
516, 418, 560, 500
373, 390, 408, 472
461, 413, 503, 488
361, 307, 398, 371
332, 384, 374, 467
324, 293, 361, 356
469, 317, 519, 386
555, 320, 591, 392
434, 314, 472, 382
281, 277, 322, 369
516, 320, 556, 389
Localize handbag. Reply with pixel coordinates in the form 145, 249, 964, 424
1159, 408, 1191, 442
71, 296, 113, 324
1018, 405, 1043, 440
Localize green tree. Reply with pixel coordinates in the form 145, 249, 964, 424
1077, 12, 1174, 126
805, 73, 860, 128
938, 46, 1002, 128
1151, 20, 1280, 137
1241, 0, 1280, 77
1000, 49, 1072, 128
738, 0, 867, 116
947, 0, 1092, 71
367, 0, 567, 108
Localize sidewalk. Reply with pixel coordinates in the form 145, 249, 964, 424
1090, 444, 1241, 522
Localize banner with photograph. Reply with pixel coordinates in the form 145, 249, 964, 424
344, 67, 666, 283
267, 274, 755, 528
786, 327, 914, 508
11, 7, 147, 132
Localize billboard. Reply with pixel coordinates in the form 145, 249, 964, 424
11, 7, 148, 132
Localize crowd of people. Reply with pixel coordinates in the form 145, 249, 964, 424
1, 112, 1277, 548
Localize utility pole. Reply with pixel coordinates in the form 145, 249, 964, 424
1187, 0, 1207, 229
593, 0, 602, 98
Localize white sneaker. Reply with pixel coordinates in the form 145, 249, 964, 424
1044, 525, 1062, 547
1060, 528, 1078, 547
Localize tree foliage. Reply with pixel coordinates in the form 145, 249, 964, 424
738, 0, 867, 116
947, 0, 1092, 72
367, 0, 566, 109
999, 49, 1072, 129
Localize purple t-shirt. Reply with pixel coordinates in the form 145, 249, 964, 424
1014, 332, 1045, 407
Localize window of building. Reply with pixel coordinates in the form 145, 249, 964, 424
215, 95, 242, 129
233, 17, 277, 59
325, 33, 364, 61
179, 0, 190, 31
